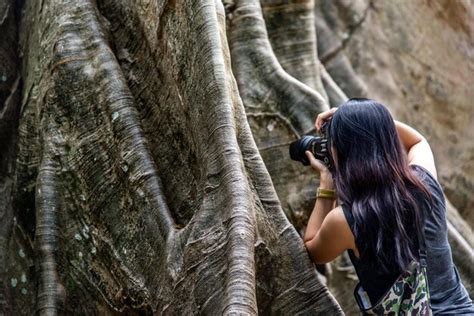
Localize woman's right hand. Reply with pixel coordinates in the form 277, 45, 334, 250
315, 107, 338, 132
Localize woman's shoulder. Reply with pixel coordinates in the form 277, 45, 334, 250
409, 163, 444, 199
409, 163, 436, 180
410, 163, 441, 185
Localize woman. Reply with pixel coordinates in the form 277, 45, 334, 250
303, 98, 474, 314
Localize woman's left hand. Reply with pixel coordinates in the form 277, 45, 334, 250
305, 151, 334, 189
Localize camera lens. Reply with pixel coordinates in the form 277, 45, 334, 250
289, 134, 334, 171
289, 136, 318, 166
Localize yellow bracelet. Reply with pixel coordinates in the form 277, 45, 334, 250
316, 187, 337, 199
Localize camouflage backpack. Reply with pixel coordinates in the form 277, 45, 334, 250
353, 227, 432, 315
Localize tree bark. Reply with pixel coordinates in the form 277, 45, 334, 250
1, 0, 472, 314
2, 0, 343, 313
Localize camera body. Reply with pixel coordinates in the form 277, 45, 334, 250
289, 122, 334, 171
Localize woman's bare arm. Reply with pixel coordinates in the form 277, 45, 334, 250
302, 151, 356, 264
394, 120, 437, 179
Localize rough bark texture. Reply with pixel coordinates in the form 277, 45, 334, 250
0, 0, 472, 314
2, 0, 343, 314
0, 0, 21, 313
226, 0, 329, 233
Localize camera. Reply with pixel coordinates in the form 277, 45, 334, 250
289, 121, 334, 171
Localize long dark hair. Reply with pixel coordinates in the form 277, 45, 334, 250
329, 98, 432, 272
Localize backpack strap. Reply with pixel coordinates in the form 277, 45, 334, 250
417, 231, 427, 267
416, 211, 428, 268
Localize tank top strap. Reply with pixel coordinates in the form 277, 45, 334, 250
340, 202, 355, 231
340, 202, 361, 265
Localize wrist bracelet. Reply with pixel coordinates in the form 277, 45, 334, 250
316, 187, 337, 199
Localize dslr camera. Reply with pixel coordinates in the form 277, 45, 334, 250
289, 121, 334, 171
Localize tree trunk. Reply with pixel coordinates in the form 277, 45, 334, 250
2, 0, 342, 313
1, 0, 472, 314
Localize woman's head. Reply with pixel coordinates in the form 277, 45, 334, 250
328, 98, 431, 271
328, 98, 406, 191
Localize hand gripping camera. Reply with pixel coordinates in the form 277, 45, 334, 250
289, 121, 335, 172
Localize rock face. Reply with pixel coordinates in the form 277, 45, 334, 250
317, 0, 474, 226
